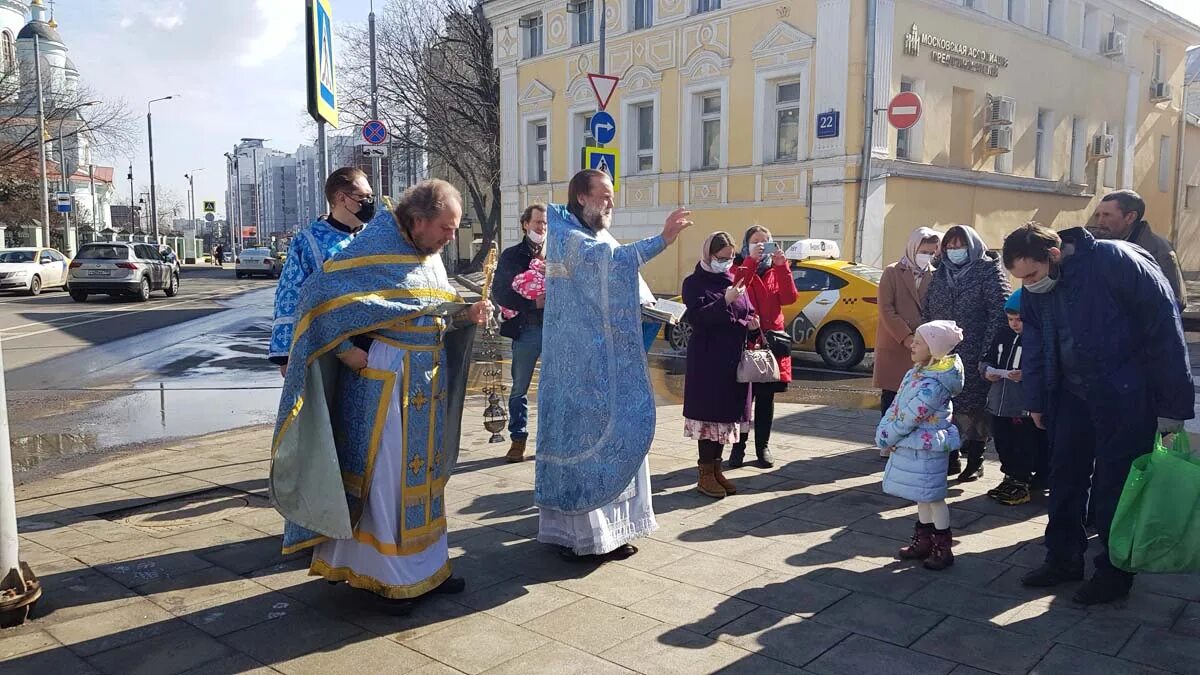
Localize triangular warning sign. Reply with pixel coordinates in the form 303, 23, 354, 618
588, 73, 620, 111
595, 156, 611, 176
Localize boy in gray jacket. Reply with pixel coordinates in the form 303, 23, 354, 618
981, 289, 1049, 505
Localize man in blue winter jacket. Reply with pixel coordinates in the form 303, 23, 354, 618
1002, 223, 1194, 605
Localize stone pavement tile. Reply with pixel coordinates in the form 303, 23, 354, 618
1083, 590, 1190, 629
652, 552, 769, 593
986, 564, 1079, 602
15, 477, 101, 501
678, 502, 784, 534
812, 592, 945, 647
807, 633, 955, 675
726, 570, 849, 617
949, 529, 1028, 563
274, 636, 433, 675
458, 576, 585, 625
910, 580, 1085, 639
1137, 573, 1200, 603
710, 483, 813, 515
949, 667, 993, 675
744, 539, 846, 575
815, 529, 915, 562
185, 589, 303, 637
349, 596, 475, 644
1054, 614, 1141, 656
162, 521, 270, 550
40, 485, 153, 516
657, 521, 777, 561
911, 553, 1011, 589
1174, 602, 1200, 638
600, 623, 753, 675
33, 571, 142, 623
70, 536, 177, 566
523, 597, 661, 653
556, 560, 682, 608
0, 630, 58, 660
66, 518, 148, 543
1004, 541, 1050, 570
86, 625, 233, 675
196, 536, 302, 575
177, 653, 279, 675
651, 488, 723, 516
611, 537, 693, 573
447, 551, 522, 594
481, 641, 635, 675
784, 490, 912, 528
220, 608, 363, 664
408, 663, 468, 675
1033, 643, 1172, 674
46, 598, 181, 657
96, 550, 214, 589
746, 515, 843, 549
405, 613, 550, 675
121, 474, 217, 499
627, 584, 758, 635
226, 507, 285, 537
1120, 625, 1200, 675
0, 643, 100, 675
11, 538, 66, 566
20, 523, 105, 550
850, 509, 985, 542
912, 617, 1053, 675
807, 556, 934, 601
710, 606, 848, 669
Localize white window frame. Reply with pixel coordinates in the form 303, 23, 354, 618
1070, 116, 1086, 184
1007, 0, 1029, 26
1104, 122, 1118, 188
1153, 41, 1163, 82
752, 64, 809, 166
896, 78, 915, 161
1159, 134, 1171, 192
522, 115, 551, 184
1035, 108, 1054, 179
573, 0, 595, 46
1186, 184, 1197, 210
1045, 0, 1065, 39
624, 92, 660, 174
630, 0, 653, 31
568, 104, 598, 174
1082, 4, 1099, 52
696, 0, 721, 15
681, 80, 729, 171
522, 13, 544, 59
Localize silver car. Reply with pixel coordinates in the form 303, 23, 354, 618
235, 248, 282, 279
68, 242, 179, 302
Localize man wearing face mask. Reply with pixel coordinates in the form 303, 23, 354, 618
269, 167, 376, 376
1002, 223, 1193, 605
493, 203, 549, 462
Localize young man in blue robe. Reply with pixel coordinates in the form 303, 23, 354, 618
535, 169, 693, 560
269, 167, 377, 375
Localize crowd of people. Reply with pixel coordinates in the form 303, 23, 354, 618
266, 169, 1192, 612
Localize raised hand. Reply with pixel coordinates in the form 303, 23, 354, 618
661, 208, 694, 245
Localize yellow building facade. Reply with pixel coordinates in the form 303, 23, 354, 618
483, 0, 1200, 293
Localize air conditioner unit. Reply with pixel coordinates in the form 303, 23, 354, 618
986, 96, 1016, 126
1091, 133, 1116, 158
1150, 80, 1173, 102
1103, 31, 1126, 58
986, 126, 1013, 155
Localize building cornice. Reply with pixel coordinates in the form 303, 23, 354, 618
875, 159, 1093, 198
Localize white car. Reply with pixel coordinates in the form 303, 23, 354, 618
235, 248, 282, 279
0, 247, 69, 295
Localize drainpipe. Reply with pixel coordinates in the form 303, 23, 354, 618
855, 0, 879, 263
1172, 79, 1191, 248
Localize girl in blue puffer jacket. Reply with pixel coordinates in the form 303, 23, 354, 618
876, 320, 965, 571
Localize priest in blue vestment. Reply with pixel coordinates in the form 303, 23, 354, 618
536, 169, 693, 560
269, 167, 377, 375
270, 180, 488, 600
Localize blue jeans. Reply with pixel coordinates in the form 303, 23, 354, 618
508, 324, 543, 440
1044, 391, 1155, 580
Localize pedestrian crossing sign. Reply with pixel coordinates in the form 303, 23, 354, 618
305, 0, 338, 127
202, 200, 216, 214
584, 147, 619, 192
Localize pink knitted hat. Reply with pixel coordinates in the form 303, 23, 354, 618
916, 320, 964, 359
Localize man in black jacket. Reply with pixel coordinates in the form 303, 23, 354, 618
493, 204, 548, 462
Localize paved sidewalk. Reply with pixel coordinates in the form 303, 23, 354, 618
2, 401, 1199, 674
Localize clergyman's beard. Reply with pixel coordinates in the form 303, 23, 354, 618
582, 204, 610, 231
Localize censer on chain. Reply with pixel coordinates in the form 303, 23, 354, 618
478, 242, 508, 443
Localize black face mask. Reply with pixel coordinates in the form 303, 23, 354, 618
350, 196, 376, 224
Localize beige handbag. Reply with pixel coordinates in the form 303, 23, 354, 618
737, 330, 781, 383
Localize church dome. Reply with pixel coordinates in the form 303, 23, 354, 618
16, 21, 60, 43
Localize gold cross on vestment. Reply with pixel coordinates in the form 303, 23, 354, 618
408, 455, 424, 476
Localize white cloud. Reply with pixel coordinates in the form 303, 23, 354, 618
151, 15, 184, 30
237, 0, 305, 68
119, 16, 134, 29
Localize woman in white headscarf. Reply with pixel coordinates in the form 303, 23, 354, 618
874, 227, 942, 444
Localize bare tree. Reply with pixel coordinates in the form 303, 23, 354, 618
341, 0, 500, 270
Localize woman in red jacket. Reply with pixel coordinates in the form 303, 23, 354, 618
728, 226, 799, 468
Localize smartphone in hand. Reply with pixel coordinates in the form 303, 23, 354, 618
760, 241, 780, 256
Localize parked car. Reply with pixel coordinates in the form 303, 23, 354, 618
158, 244, 182, 276
0, 247, 69, 296
664, 239, 882, 370
235, 248, 282, 279
67, 241, 179, 302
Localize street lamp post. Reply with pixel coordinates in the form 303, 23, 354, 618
147, 95, 180, 244
185, 168, 204, 245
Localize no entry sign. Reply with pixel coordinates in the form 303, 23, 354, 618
887, 91, 923, 130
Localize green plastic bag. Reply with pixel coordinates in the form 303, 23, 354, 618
1109, 433, 1200, 573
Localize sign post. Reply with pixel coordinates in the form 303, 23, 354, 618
306, 0, 338, 186
887, 91, 923, 130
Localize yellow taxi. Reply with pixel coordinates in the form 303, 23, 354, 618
663, 239, 881, 369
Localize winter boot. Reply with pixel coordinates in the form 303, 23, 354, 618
505, 438, 527, 463
957, 441, 985, 482
697, 462, 726, 499
923, 529, 955, 571
713, 460, 738, 495
898, 521, 935, 560
755, 444, 775, 469
727, 433, 748, 469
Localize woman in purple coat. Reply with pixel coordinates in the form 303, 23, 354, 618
682, 231, 758, 499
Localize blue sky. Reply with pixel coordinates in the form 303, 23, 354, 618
56, 0, 1200, 217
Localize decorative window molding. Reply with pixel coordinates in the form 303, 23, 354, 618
517, 79, 555, 109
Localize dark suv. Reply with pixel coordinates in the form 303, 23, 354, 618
67, 242, 179, 302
